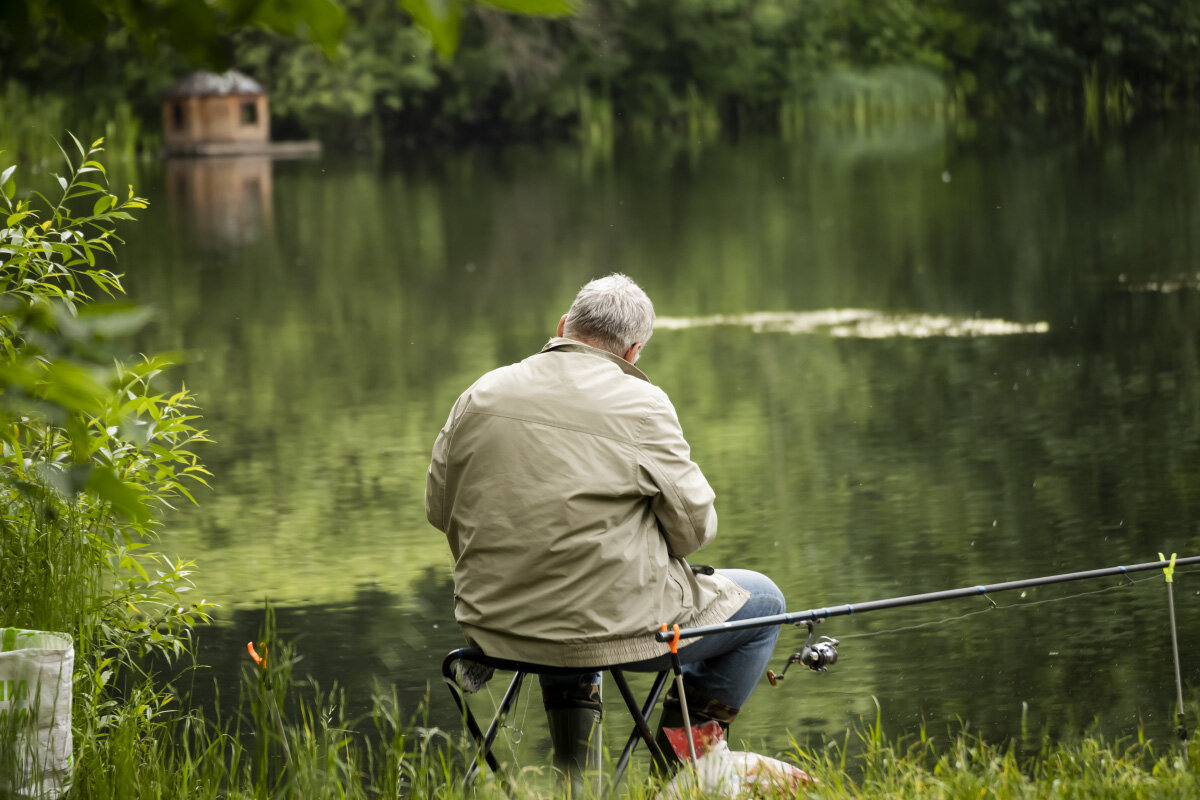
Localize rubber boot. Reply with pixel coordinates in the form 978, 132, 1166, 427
546, 706, 602, 797
651, 684, 739, 778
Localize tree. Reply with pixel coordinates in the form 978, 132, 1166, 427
0, 0, 572, 68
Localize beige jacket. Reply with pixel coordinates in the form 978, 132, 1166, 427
426, 338, 749, 667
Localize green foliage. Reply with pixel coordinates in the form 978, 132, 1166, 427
0, 135, 210, 529
5, 0, 1200, 152
0, 0, 578, 157
0, 39, 174, 164
400, 0, 576, 58
0, 0, 348, 66
233, 0, 439, 146
0, 139, 214, 785
951, 0, 1200, 112
282, 0, 1197, 143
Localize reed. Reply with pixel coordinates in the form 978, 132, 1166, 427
577, 65, 960, 147
1083, 62, 1136, 134
0, 82, 157, 165
800, 66, 957, 133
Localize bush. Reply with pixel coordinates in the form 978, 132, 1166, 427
0, 135, 213, 790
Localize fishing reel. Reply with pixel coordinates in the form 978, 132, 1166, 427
767, 620, 840, 686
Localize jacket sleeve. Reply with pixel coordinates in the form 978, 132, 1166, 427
637, 391, 718, 558
426, 392, 471, 533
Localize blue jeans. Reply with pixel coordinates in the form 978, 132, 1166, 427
539, 569, 785, 710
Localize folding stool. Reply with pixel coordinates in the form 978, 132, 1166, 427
442, 647, 674, 796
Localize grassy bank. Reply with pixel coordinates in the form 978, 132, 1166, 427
795, 722, 1200, 799
65, 650, 1200, 800
62, 627, 1200, 799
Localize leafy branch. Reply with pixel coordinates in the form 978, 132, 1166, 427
1, 137, 214, 675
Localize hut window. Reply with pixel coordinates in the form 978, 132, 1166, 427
240, 100, 258, 126
172, 102, 186, 130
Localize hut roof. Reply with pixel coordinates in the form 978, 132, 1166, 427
165, 70, 265, 98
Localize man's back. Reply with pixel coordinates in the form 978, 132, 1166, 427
427, 338, 744, 667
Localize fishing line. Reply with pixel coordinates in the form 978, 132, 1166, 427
833, 570, 1173, 643
505, 680, 528, 746
478, 671, 528, 766
666, 556, 1200, 644
758, 558, 1199, 722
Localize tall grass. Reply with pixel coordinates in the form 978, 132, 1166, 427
792, 726, 1200, 799
49, 615, 1200, 799
64, 614, 468, 799
60, 640, 1200, 800
0, 81, 157, 166
0, 139, 210, 798
793, 66, 957, 135
573, 66, 959, 149
1083, 62, 1136, 135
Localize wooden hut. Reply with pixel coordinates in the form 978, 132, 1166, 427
162, 70, 318, 157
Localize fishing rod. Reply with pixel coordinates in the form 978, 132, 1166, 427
657, 554, 1198, 738
657, 555, 1200, 644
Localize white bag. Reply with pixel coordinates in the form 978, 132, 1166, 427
0, 628, 74, 799
657, 720, 814, 799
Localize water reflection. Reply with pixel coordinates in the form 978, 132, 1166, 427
123, 121, 1200, 756
165, 155, 273, 246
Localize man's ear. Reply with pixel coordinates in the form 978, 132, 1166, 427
557, 315, 567, 337
623, 342, 643, 364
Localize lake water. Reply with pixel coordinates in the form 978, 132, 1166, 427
117, 116, 1200, 766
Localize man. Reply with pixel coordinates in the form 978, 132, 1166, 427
426, 274, 785, 786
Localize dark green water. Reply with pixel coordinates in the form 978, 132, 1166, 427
118, 118, 1200, 761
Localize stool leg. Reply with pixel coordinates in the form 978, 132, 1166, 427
463, 671, 527, 789
443, 658, 506, 779
610, 669, 671, 789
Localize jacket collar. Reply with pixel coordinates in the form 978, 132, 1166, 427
539, 337, 651, 382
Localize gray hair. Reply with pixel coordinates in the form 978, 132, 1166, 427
563, 274, 655, 356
